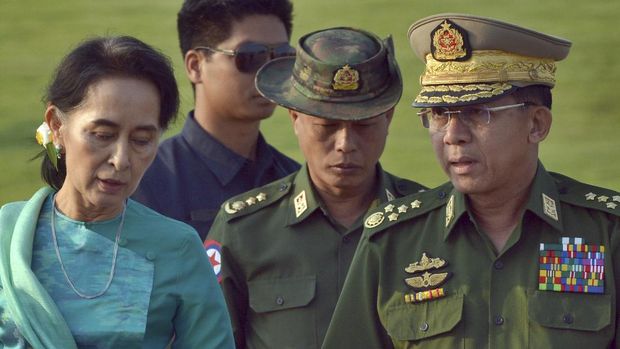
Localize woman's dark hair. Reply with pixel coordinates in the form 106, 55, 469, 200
42, 35, 179, 190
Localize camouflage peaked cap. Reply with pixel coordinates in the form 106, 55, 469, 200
408, 13, 572, 107
255, 27, 402, 120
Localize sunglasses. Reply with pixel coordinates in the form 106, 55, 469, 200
195, 42, 296, 74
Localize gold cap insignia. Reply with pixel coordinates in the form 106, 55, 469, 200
364, 212, 385, 228
431, 19, 470, 62
332, 64, 360, 91
294, 190, 308, 218
542, 193, 559, 221
405, 253, 447, 273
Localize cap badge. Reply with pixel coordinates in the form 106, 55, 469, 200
332, 64, 359, 91
431, 19, 471, 62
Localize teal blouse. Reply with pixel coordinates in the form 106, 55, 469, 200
0, 189, 234, 349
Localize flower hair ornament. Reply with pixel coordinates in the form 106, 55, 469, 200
36, 122, 61, 170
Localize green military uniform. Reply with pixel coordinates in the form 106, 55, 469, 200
323, 163, 620, 348
207, 164, 425, 348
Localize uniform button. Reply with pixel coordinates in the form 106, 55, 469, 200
275, 296, 284, 305
494, 260, 504, 270
146, 252, 156, 261
419, 322, 429, 332
438, 191, 446, 199
494, 315, 504, 326
279, 183, 288, 192
563, 314, 573, 324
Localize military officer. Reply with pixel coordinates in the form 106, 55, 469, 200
206, 27, 426, 349
323, 14, 620, 348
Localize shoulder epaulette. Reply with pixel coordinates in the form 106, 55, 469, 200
364, 183, 452, 238
551, 172, 620, 217
221, 177, 294, 222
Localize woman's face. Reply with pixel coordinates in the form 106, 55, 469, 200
50, 76, 161, 220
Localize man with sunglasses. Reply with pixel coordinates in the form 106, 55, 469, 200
323, 14, 620, 348
206, 27, 426, 348
133, 0, 300, 239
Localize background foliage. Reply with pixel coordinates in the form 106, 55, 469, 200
1, 0, 619, 204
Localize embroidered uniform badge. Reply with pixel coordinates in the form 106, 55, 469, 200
294, 190, 308, 218
332, 64, 360, 90
542, 193, 559, 221
204, 240, 223, 283
538, 237, 605, 294
364, 212, 385, 228
430, 19, 471, 62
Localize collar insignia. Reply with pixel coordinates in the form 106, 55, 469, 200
332, 64, 359, 91
431, 19, 471, 62
539, 237, 605, 294
294, 190, 308, 218
445, 195, 455, 227
542, 193, 559, 221
386, 189, 395, 202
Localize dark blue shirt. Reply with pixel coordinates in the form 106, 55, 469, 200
133, 112, 300, 240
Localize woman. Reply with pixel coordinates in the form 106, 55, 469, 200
0, 36, 234, 348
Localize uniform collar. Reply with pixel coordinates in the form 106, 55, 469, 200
181, 111, 274, 186
286, 163, 393, 226
443, 161, 564, 240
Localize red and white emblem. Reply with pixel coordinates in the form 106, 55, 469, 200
204, 240, 222, 282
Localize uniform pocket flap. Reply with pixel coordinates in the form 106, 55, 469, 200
528, 289, 611, 331
386, 293, 463, 341
248, 276, 316, 313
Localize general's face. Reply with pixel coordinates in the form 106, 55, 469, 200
429, 95, 539, 196
52, 77, 161, 216
291, 110, 393, 193
197, 14, 289, 122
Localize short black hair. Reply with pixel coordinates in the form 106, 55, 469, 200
42, 35, 179, 190
177, 0, 293, 57
511, 85, 552, 109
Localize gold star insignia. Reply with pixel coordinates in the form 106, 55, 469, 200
598, 195, 609, 202
411, 200, 422, 209
245, 197, 257, 206
607, 202, 618, 210
256, 193, 267, 201
398, 205, 408, 213
384, 204, 395, 213
613, 195, 620, 202
388, 213, 399, 221
585, 192, 597, 201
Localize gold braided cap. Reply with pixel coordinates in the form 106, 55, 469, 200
408, 13, 571, 107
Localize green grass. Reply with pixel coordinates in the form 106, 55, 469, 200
1, 0, 619, 205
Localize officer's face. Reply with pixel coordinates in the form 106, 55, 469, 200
429, 95, 549, 196
188, 14, 289, 122
291, 110, 393, 194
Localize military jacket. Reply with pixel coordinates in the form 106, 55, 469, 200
206, 163, 426, 349
323, 164, 620, 349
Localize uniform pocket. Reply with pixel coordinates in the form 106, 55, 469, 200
385, 293, 464, 347
247, 276, 317, 348
528, 289, 614, 348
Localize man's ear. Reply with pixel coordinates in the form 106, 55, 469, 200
289, 109, 300, 136
528, 105, 552, 144
44, 104, 64, 147
184, 50, 203, 84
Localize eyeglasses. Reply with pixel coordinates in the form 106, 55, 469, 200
194, 42, 296, 74
417, 103, 533, 131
